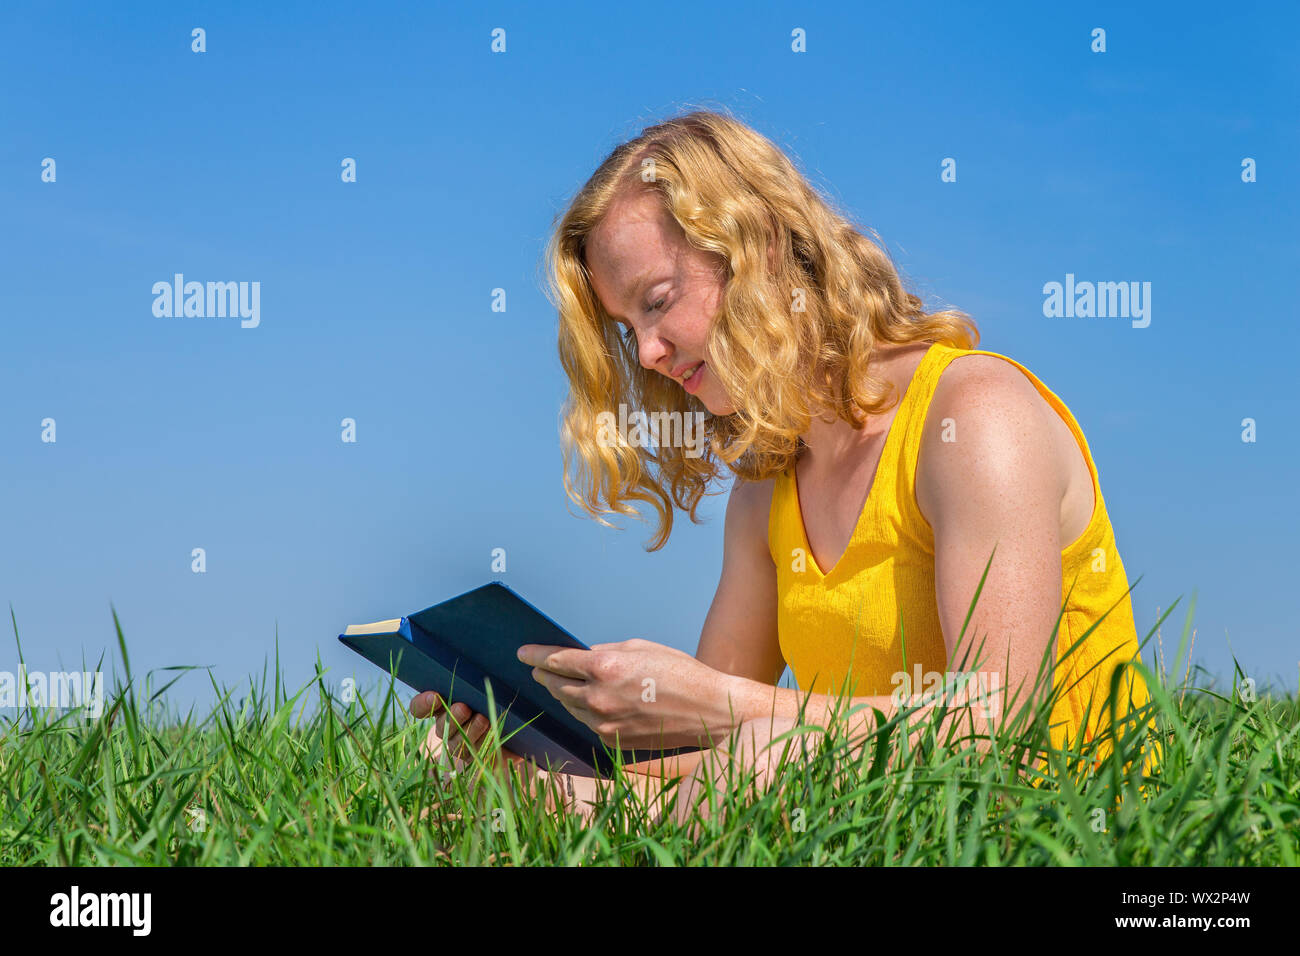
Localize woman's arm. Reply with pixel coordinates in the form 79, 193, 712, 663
517, 477, 786, 757
719, 363, 1067, 761
694, 476, 785, 685
609, 477, 782, 779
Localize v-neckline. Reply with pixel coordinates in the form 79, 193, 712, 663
790, 342, 941, 581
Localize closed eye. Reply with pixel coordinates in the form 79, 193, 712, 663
616, 296, 664, 344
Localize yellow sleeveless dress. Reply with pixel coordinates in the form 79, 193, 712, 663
767, 341, 1160, 776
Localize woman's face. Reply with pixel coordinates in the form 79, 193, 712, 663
585, 187, 737, 416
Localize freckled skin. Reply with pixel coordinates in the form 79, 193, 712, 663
911, 356, 1096, 728
584, 186, 738, 415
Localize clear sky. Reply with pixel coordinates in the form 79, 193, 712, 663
2, 0, 1296, 717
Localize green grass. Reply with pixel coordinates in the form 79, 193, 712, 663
1, 594, 1296, 866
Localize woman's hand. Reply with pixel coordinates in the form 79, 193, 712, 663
516, 638, 747, 751
408, 691, 602, 821
408, 691, 533, 780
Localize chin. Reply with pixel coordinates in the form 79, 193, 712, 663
700, 391, 737, 416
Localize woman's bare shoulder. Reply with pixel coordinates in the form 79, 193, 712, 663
928, 352, 1051, 426
726, 476, 777, 558
917, 353, 1070, 519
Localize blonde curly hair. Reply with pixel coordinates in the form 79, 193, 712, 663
544, 108, 979, 551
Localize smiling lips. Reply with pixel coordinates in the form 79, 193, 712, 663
673, 361, 705, 383
681, 362, 707, 394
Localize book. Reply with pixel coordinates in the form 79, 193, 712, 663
338, 581, 702, 776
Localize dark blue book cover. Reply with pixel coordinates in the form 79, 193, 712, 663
339, 581, 701, 776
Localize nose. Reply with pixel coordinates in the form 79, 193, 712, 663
636, 321, 673, 374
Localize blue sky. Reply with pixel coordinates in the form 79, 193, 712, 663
2, 0, 1296, 718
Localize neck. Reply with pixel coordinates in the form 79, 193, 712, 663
798, 404, 880, 465
796, 342, 917, 465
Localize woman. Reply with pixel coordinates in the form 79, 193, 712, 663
410, 110, 1157, 824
